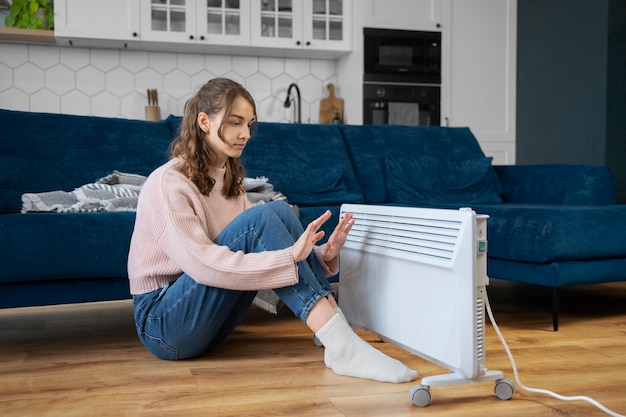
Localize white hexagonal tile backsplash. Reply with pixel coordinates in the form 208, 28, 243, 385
0, 44, 339, 123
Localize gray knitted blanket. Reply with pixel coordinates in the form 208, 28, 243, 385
21, 172, 284, 213
21, 171, 146, 213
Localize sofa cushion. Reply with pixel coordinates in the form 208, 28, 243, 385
0, 212, 135, 283
487, 257, 626, 288
385, 154, 502, 205
470, 204, 626, 263
264, 167, 363, 206
339, 125, 502, 204
0, 109, 172, 214
240, 122, 364, 206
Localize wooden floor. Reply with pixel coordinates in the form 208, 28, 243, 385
1, 279, 625, 417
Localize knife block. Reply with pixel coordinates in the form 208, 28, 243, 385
145, 106, 161, 121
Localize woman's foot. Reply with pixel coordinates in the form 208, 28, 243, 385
315, 313, 418, 383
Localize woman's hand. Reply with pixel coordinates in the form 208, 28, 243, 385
321, 211, 354, 262
292, 210, 332, 263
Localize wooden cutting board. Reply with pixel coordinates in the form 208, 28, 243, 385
319, 83, 344, 124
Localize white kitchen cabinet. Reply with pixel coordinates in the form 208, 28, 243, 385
440, 0, 517, 164
363, 0, 442, 31
139, 0, 250, 46
55, 0, 140, 47
54, 0, 350, 58
250, 0, 351, 54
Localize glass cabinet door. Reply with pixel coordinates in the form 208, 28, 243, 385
312, 0, 343, 41
202, 0, 250, 45
150, 0, 187, 33
260, 0, 292, 39
141, 0, 195, 42
305, 0, 350, 51
252, 0, 303, 48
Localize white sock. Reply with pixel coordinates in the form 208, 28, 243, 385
313, 307, 345, 347
315, 313, 419, 383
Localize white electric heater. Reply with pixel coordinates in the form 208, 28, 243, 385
338, 204, 514, 406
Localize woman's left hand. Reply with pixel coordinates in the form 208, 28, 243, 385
321, 212, 355, 262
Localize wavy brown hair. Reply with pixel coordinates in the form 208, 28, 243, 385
171, 78, 257, 198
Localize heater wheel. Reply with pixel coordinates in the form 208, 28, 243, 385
494, 378, 516, 400
408, 385, 431, 407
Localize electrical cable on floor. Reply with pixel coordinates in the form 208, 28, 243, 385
484, 293, 625, 417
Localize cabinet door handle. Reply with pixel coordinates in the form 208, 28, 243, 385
132, 32, 138, 37
296, 40, 301, 45
189, 35, 194, 40
200, 35, 205, 41
305, 41, 311, 46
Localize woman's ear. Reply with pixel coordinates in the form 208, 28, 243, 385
197, 112, 210, 133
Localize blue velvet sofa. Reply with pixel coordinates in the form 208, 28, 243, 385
2, 108, 625, 331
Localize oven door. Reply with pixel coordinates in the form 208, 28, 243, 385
363, 101, 440, 126
363, 84, 440, 126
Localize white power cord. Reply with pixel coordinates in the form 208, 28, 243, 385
484, 293, 625, 417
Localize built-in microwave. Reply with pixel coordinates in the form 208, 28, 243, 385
364, 27, 441, 84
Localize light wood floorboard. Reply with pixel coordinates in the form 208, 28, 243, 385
1, 279, 625, 416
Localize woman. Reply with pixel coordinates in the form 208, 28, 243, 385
128, 78, 417, 383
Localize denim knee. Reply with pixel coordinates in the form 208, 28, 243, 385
266, 200, 294, 217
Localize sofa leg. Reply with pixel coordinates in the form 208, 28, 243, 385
552, 287, 560, 331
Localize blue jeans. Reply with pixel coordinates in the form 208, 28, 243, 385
133, 201, 335, 360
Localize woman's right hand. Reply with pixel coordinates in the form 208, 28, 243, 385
292, 210, 332, 263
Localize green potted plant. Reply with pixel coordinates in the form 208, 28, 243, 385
5, 0, 54, 30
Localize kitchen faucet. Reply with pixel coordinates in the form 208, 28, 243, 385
283, 83, 301, 124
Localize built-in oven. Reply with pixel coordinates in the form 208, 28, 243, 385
363, 83, 440, 126
363, 27, 441, 126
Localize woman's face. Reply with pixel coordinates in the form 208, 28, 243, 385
198, 95, 256, 168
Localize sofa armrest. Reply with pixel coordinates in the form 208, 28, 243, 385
493, 164, 616, 205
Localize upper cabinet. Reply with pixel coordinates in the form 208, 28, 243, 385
54, 0, 351, 58
363, 0, 442, 31
139, 0, 250, 46
55, 0, 140, 47
250, 0, 351, 53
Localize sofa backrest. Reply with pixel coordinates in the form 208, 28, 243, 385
0, 109, 173, 214
493, 164, 616, 205
339, 125, 503, 206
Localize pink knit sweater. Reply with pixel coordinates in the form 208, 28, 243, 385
128, 158, 336, 295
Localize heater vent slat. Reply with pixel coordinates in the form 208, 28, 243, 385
345, 210, 464, 264
476, 298, 486, 362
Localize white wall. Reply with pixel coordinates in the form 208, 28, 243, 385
0, 43, 340, 123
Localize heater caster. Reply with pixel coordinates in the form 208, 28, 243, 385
494, 378, 516, 400
409, 385, 431, 407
